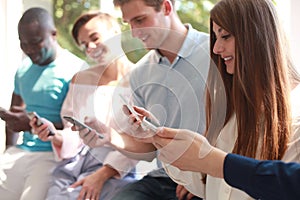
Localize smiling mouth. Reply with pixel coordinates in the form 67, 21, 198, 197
224, 56, 233, 61
93, 49, 103, 57
141, 35, 149, 42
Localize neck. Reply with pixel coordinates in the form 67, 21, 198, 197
159, 20, 188, 63
97, 59, 128, 86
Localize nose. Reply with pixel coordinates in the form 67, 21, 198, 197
213, 39, 224, 55
131, 25, 142, 39
84, 42, 97, 52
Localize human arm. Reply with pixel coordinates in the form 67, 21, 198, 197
224, 153, 300, 200
69, 149, 138, 200
29, 117, 63, 147
77, 116, 157, 161
70, 165, 119, 200
154, 127, 300, 200
2, 93, 28, 147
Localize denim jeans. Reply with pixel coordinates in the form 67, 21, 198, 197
111, 175, 202, 200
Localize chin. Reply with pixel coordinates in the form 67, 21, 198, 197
226, 66, 234, 74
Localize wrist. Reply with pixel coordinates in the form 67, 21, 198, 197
96, 165, 119, 180
52, 131, 63, 147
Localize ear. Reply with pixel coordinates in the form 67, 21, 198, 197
51, 29, 57, 37
162, 0, 172, 15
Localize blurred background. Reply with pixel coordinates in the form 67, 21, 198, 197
0, 0, 299, 152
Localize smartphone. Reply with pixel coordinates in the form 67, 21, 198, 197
27, 112, 55, 136
119, 94, 158, 132
63, 116, 104, 139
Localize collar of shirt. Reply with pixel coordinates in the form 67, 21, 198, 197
153, 24, 200, 69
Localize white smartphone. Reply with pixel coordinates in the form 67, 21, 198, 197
63, 116, 104, 139
119, 94, 158, 132
27, 111, 55, 136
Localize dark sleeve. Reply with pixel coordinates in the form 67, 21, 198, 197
223, 153, 300, 200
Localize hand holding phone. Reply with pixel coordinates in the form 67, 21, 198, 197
119, 94, 158, 132
63, 116, 104, 139
27, 112, 55, 136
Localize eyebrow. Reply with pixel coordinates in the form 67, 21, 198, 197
89, 32, 99, 39
129, 14, 146, 24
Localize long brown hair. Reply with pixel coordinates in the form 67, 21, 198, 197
206, 0, 294, 160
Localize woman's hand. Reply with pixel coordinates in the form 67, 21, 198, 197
152, 127, 213, 172
29, 117, 55, 141
69, 165, 118, 200
75, 116, 110, 148
70, 170, 104, 200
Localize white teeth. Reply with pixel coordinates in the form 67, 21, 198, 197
141, 35, 148, 41
224, 57, 232, 61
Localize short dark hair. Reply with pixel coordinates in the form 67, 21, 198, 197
72, 11, 120, 45
18, 7, 55, 31
113, 0, 175, 12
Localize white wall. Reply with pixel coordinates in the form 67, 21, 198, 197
277, 0, 300, 70
290, 0, 300, 70
0, 0, 23, 153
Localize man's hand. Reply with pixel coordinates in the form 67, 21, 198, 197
176, 185, 196, 200
1, 106, 31, 132
122, 105, 159, 140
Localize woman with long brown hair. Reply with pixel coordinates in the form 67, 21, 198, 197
147, 0, 300, 199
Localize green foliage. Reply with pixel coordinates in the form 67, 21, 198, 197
53, 0, 218, 63
53, 0, 100, 60
177, 0, 218, 33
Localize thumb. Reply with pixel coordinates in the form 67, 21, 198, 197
133, 106, 150, 117
84, 116, 97, 125
156, 127, 180, 139
69, 179, 83, 188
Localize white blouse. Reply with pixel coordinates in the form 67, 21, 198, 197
52, 83, 138, 178
164, 84, 300, 199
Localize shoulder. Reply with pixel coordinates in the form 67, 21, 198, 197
58, 49, 89, 69
71, 67, 102, 85
15, 57, 34, 77
187, 24, 209, 44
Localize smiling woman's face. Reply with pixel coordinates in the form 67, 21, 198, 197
77, 17, 113, 65
212, 21, 235, 74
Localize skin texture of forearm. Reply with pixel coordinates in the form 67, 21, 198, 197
203, 148, 226, 178
96, 165, 119, 180
109, 129, 157, 161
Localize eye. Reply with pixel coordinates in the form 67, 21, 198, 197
133, 16, 145, 25
221, 34, 231, 40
